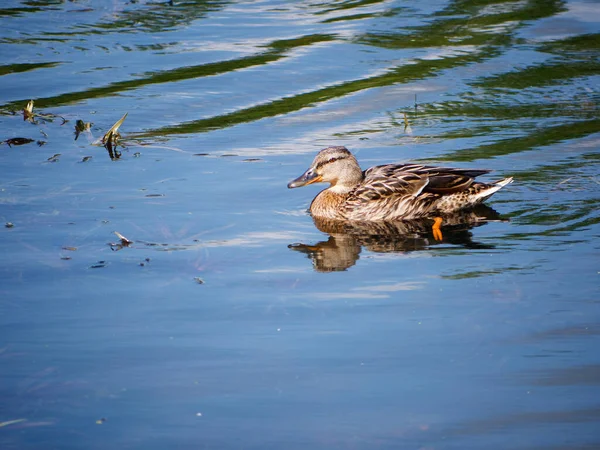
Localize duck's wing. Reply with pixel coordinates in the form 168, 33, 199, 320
343, 164, 491, 214
342, 165, 429, 213
352, 165, 428, 199
340, 163, 494, 221
389, 164, 491, 194
340, 165, 431, 220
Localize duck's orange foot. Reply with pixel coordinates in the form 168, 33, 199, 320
432, 217, 443, 241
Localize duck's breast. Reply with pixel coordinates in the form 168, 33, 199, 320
309, 190, 347, 219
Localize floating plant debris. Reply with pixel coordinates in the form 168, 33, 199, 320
62, 246, 77, 251
23, 100, 34, 122
46, 153, 61, 162
107, 146, 121, 160
3, 137, 34, 147
114, 231, 132, 246
89, 261, 107, 269
74, 119, 92, 140
81, 156, 92, 163
22, 100, 67, 124
102, 113, 128, 159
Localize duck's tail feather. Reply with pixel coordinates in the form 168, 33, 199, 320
475, 177, 514, 202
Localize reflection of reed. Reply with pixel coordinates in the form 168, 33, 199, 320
289, 205, 507, 272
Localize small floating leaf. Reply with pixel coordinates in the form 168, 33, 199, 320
89, 261, 108, 269
81, 156, 92, 163
62, 246, 77, 251
102, 113, 127, 160
102, 113, 127, 145
47, 153, 61, 162
20, 100, 67, 124
114, 231, 132, 246
23, 100, 34, 122
74, 119, 92, 140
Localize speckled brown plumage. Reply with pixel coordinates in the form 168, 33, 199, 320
288, 146, 513, 221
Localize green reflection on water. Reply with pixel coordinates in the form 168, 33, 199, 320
1, 0, 577, 142
359, 0, 565, 49
429, 119, 600, 162
139, 45, 502, 137
0, 61, 61, 76
0, 34, 335, 111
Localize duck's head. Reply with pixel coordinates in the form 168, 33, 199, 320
287, 146, 363, 192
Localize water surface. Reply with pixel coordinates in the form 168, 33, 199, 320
1, 0, 599, 448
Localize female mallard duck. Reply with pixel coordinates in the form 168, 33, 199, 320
288, 146, 512, 238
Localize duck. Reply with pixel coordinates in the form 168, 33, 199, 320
287, 146, 513, 239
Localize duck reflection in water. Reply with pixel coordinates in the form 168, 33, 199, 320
289, 205, 507, 272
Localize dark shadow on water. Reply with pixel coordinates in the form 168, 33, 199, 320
289, 205, 507, 272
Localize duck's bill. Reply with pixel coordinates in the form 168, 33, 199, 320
287, 170, 322, 188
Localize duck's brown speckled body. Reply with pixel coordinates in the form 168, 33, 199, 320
288, 146, 513, 221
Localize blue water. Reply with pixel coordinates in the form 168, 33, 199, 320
1, 0, 599, 448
